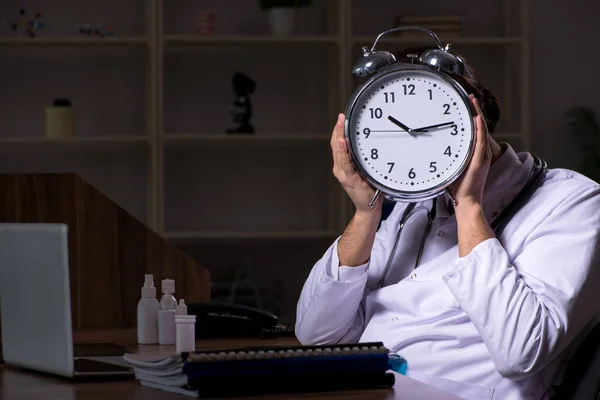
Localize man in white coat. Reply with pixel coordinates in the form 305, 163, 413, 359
296, 63, 600, 399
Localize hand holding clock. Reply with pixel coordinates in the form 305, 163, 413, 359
331, 113, 383, 215
332, 113, 383, 267
452, 95, 496, 257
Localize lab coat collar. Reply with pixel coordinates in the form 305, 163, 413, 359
482, 142, 534, 224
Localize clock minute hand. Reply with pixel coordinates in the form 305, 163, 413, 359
387, 115, 413, 133
412, 121, 455, 132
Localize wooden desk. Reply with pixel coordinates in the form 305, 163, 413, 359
0, 330, 461, 400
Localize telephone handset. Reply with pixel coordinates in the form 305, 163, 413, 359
186, 302, 295, 339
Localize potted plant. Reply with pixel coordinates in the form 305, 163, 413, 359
258, 0, 312, 36
565, 106, 600, 182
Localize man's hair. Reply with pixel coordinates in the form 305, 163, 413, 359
395, 47, 501, 134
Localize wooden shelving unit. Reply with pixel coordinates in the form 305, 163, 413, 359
0, 0, 529, 320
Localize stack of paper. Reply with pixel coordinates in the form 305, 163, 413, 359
122, 353, 198, 397
394, 14, 463, 38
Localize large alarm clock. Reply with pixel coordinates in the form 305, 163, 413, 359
344, 27, 476, 206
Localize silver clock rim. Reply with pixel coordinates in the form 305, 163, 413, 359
343, 63, 476, 203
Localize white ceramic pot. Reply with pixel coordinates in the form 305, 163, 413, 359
268, 7, 296, 36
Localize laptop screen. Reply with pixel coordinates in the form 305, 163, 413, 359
0, 223, 75, 377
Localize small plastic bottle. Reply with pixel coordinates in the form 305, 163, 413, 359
158, 279, 177, 345
175, 299, 196, 353
137, 274, 160, 344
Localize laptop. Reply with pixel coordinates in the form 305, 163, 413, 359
0, 223, 133, 378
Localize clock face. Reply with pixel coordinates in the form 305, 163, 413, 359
346, 66, 475, 201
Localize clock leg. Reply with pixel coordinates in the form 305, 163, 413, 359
368, 189, 382, 208
445, 188, 458, 205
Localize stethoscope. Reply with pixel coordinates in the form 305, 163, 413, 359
377, 156, 547, 288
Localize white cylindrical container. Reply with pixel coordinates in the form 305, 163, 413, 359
268, 7, 296, 36
137, 274, 160, 344
45, 98, 76, 138
175, 315, 196, 354
158, 279, 177, 345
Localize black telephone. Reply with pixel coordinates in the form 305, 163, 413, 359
186, 302, 295, 339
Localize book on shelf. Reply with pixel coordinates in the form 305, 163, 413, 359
123, 342, 406, 398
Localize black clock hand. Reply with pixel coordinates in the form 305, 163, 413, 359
412, 121, 455, 132
387, 116, 413, 133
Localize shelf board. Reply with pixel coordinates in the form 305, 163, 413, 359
0, 136, 149, 144
164, 230, 340, 240
164, 35, 339, 46
0, 136, 150, 152
0, 37, 149, 46
352, 36, 523, 46
163, 133, 329, 144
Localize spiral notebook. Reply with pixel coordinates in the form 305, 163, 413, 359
124, 342, 400, 398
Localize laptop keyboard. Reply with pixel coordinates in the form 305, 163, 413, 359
74, 358, 131, 373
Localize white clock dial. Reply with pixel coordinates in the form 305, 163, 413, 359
347, 68, 474, 198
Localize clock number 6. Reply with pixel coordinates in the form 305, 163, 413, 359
408, 168, 416, 179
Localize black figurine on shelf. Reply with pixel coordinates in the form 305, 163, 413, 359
226, 72, 256, 134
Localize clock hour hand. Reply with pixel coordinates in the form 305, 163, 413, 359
387, 115, 413, 133
412, 121, 455, 132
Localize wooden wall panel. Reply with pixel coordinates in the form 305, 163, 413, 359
0, 173, 210, 331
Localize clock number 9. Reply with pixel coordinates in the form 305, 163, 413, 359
369, 108, 383, 119
450, 125, 458, 135
408, 168, 416, 179
363, 127, 371, 138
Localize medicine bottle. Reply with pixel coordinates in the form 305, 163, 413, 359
137, 274, 160, 344
158, 279, 177, 345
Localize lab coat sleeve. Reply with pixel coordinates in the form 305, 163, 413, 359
294, 238, 369, 345
295, 211, 400, 345
443, 182, 600, 380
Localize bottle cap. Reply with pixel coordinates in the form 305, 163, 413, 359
176, 299, 187, 315
141, 274, 156, 298
175, 315, 196, 323
162, 279, 175, 294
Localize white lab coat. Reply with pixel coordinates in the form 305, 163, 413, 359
296, 145, 600, 400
